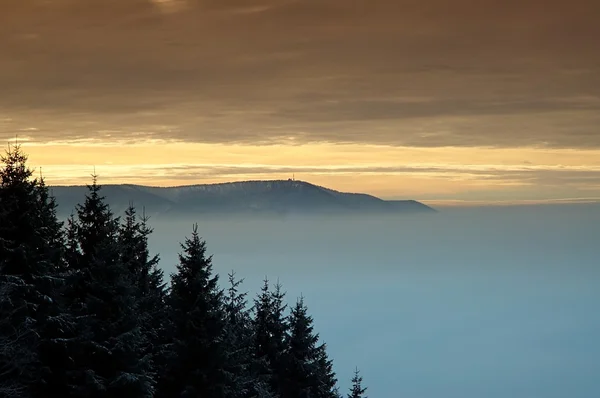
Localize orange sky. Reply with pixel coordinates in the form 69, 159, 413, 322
2, 0, 600, 204
18, 140, 600, 205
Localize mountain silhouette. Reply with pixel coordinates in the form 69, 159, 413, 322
50, 179, 436, 218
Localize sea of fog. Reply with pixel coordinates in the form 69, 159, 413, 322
147, 205, 600, 398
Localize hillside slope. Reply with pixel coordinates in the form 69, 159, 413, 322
50, 180, 436, 217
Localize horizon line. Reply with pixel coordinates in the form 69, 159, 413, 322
421, 198, 600, 207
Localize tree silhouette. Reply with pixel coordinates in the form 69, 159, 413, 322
348, 368, 367, 398
63, 176, 153, 398
163, 224, 232, 398
0, 144, 66, 397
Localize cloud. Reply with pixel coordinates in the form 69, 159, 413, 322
1, 0, 599, 148
149, 0, 187, 14
36, 161, 600, 190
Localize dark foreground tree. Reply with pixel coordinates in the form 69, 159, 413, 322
162, 224, 232, 398
348, 368, 367, 398
63, 176, 153, 398
222, 271, 255, 398
313, 342, 338, 398
283, 296, 338, 398
119, 204, 169, 388
0, 144, 66, 397
251, 279, 289, 397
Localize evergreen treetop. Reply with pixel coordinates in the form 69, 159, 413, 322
165, 224, 231, 398
283, 296, 338, 398
63, 176, 154, 398
348, 368, 367, 398
0, 144, 67, 397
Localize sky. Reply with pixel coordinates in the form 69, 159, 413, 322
1, 0, 599, 205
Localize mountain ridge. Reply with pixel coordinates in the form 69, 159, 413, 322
49, 179, 436, 218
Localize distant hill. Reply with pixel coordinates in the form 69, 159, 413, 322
49, 180, 436, 218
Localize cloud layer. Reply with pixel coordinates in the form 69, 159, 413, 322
1, 0, 599, 148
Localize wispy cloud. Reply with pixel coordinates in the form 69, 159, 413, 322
2, 0, 599, 202
33, 158, 600, 201
1, 0, 599, 148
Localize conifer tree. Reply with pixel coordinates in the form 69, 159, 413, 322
313, 343, 338, 398
119, 205, 161, 284
283, 296, 338, 398
251, 279, 289, 397
119, 204, 166, 319
31, 175, 73, 398
0, 145, 66, 397
223, 271, 255, 398
348, 368, 367, 398
163, 224, 231, 398
137, 211, 170, 387
63, 176, 153, 398
0, 144, 39, 396
119, 204, 169, 394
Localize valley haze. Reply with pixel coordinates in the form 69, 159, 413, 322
50, 179, 600, 397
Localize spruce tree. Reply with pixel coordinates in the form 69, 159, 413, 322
251, 279, 289, 397
138, 210, 170, 390
0, 144, 38, 397
223, 271, 254, 398
63, 176, 153, 398
119, 204, 169, 395
347, 368, 367, 398
31, 176, 73, 398
0, 145, 66, 397
163, 224, 231, 398
283, 296, 338, 398
313, 343, 338, 398
118, 204, 166, 321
